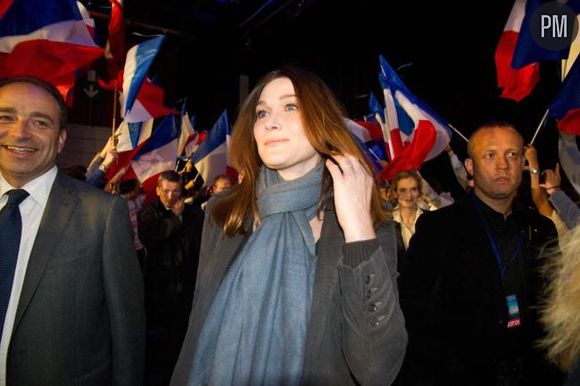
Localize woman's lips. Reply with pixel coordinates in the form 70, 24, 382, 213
264, 138, 288, 146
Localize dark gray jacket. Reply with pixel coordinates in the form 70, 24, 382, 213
7, 172, 145, 385
171, 201, 407, 386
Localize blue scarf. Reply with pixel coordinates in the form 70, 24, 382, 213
189, 163, 322, 385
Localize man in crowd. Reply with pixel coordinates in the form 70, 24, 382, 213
0, 76, 145, 385
138, 171, 204, 385
398, 122, 561, 385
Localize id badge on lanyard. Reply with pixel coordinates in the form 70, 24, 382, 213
471, 193, 524, 330
506, 294, 521, 328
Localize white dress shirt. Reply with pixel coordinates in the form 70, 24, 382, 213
0, 166, 57, 385
392, 206, 424, 250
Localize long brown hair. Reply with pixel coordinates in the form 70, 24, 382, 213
213, 66, 388, 236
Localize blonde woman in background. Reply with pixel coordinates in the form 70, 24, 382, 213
541, 225, 580, 386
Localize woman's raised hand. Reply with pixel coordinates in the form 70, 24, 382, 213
325, 154, 376, 243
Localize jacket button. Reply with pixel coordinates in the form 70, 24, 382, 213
366, 286, 378, 299
370, 315, 386, 327
365, 274, 374, 285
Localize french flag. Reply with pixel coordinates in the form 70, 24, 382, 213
115, 119, 153, 152
346, 119, 386, 173
104, 119, 153, 182
122, 35, 173, 123
549, 57, 580, 135
189, 110, 237, 186
368, 91, 399, 159
105, 0, 126, 78
495, 0, 540, 101
346, 116, 388, 162
0, 0, 104, 100
376, 55, 452, 180
76, 1, 96, 38
512, 0, 580, 68
183, 115, 202, 157
131, 114, 180, 203
177, 103, 199, 157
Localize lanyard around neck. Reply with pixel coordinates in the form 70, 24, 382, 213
470, 192, 523, 284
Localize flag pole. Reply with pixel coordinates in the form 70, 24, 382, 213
112, 79, 118, 141
530, 109, 550, 145
448, 124, 469, 142
381, 89, 396, 162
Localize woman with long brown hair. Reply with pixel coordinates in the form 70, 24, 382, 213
171, 66, 406, 386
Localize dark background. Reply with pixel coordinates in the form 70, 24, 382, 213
74, 0, 568, 195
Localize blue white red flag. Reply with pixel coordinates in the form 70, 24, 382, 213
76, 1, 95, 38
346, 119, 385, 172
368, 91, 385, 123
105, 0, 126, 78
495, 0, 540, 101
178, 103, 199, 157
183, 114, 200, 157
189, 110, 236, 186
131, 114, 180, 202
121, 35, 172, 122
549, 57, 580, 135
377, 55, 451, 179
512, 0, 580, 68
115, 119, 153, 152
0, 0, 103, 100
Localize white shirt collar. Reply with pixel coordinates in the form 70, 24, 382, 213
0, 166, 58, 209
392, 206, 423, 223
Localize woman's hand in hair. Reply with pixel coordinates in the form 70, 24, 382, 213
325, 154, 376, 243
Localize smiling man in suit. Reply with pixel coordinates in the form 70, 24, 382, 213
0, 76, 145, 385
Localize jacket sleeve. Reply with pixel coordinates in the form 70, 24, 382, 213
558, 133, 580, 193
337, 221, 408, 386
103, 196, 146, 385
137, 203, 183, 247
549, 189, 580, 229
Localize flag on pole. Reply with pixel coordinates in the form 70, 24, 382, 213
105, 0, 126, 77
512, 0, 580, 68
177, 102, 199, 156
377, 55, 452, 180
131, 114, 180, 203
345, 119, 385, 172
189, 110, 236, 186
550, 58, 580, 135
76, 1, 95, 38
0, 0, 104, 100
115, 119, 154, 152
562, 11, 580, 78
183, 114, 201, 157
121, 35, 172, 122
495, 0, 540, 101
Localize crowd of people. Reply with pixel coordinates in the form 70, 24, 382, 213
0, 68, 579, 386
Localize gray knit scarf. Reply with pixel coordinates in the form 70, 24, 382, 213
188, 162, 323, 386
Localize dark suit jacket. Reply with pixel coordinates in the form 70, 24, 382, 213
398, 194, 560, 386
171, 200, 407, 386
7, 171, 145, 386
138, 200, 204, 320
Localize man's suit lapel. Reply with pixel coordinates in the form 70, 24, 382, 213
13, 172, 77, 330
